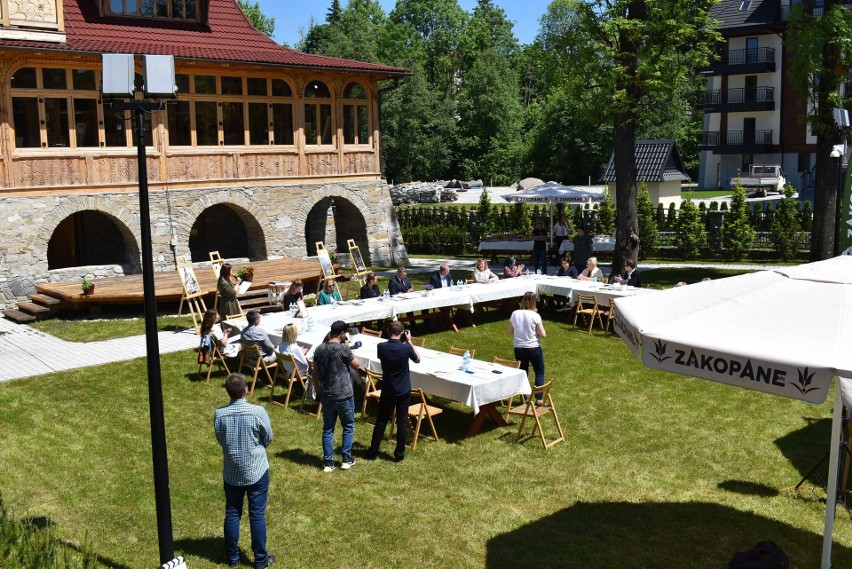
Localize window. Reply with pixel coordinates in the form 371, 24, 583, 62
221, 102, 245, 145
167, 101, 191, 146
272, 104, 293, 145
248, 103, 269, 145
195, 102, 218, 146
12, 98, 40, 148
739, 0, 750, 10
304, 80, 332, 146
107, 0, 199, 20
746, 37, 758, 63
343, 82, 369, 145
73, 99, 99, 147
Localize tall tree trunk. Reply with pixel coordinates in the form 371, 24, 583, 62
611, 0, 644, 275
810, 0, 843, 261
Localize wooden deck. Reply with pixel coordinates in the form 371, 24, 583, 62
35, 258, 323, 307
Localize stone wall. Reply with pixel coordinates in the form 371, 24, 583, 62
0, 180, 408, 308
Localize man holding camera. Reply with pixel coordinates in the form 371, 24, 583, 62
313, 320, 361, 472
364, 321, 421, 463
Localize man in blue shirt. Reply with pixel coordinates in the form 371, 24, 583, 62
364, 321, 421, 462
240, 310, 277, 364
214, 373, 275, 568
428, 264, 454, 288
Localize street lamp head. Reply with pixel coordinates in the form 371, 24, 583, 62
831, 148, 843, 159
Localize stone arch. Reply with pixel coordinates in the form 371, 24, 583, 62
174, 190, 271, 262
300, 185, 373, 266
35, 196, 142, 273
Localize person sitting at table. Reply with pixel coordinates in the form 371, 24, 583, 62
282, 279, 303, 308
241, 310, 277, 364
278, 323, 313, 400
200, 309, 240, 358
473, 258, 499, 283
503, 256, 525, 278
429, 264, 455, 289
364, 321, 420, 463
611, 259, 641, 287
578, 257, 604, 282
557, 257, 578, 279
217, 263, 242, 322
360, 272, 381, 299
388, 266, 413, 296
318, 278, 342, 305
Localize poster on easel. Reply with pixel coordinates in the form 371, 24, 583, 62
175, 256, 207, 333
209, 250, 224, 278
315, 241, 337, 280
347, 238, 368, 274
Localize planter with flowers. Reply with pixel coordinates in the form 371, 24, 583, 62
424, 284, 434, 297
236, 265, 255, 282
81, 278, 95, 296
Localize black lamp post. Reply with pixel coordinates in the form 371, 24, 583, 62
833, 145, 844, 257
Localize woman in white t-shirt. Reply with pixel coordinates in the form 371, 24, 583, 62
279, 323, 310, 377
200, 309, 240, 358
473, 258, 499, 284
508, 291, 547, 404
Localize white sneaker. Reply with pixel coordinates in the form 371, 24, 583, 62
341, 458, 356, 470
323, 463, 336, 473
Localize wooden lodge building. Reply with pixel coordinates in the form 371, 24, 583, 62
0, 0, 409, 308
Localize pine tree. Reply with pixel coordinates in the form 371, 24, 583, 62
674, 198, 707, 260
475, 188, 495, 240
772, 185, 801, 261
597, 191, 616, 235
636, 185, 657, 259
722, 184, 755, 260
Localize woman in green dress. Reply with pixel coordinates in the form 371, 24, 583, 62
217, 263, 241, 321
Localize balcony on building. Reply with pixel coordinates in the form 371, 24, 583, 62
700, 130, 775, 154
697, 86, 775, 112
0, 0, 65, 43
699, 47, 776, 75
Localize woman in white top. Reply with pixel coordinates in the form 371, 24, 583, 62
508, 291, 547, 404
578, 256, 604, 282
473, 258, 499, 284
278, 323, 309, 377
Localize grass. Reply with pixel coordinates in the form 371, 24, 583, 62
29, 314, 185, 342
2, 308, 851, 568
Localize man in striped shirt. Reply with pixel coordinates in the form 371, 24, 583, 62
214, 373, 275, 568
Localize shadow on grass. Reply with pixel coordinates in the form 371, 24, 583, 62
175, 535, 232, 566
485, 501, 852, 568
775, 417, 832, 486
718, 480, 780, 497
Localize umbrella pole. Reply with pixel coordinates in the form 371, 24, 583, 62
549, 204, 554, 250
821, 381, 843, 569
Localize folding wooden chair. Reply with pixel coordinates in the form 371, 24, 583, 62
361, 327, 382, 338
198, 335, 233, 382
573, 293, 605, 333
605, 298, 617, 333
394, 388, 443, 451
408, 335, 425, 348
361, 368, 383, 419
238, 343, 277, 395
491, 356, 523, 418
505, 380, 565, 449
449, 346, 475, 358
271, 352, 308, 408
299, 361, 323, 419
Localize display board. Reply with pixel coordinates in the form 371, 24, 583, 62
348, 238, 368, 274
209, 250, 224, 278
315, 241, 337, 280
175, 256, 207, 333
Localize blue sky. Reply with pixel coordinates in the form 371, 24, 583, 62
254, 0, 551, 49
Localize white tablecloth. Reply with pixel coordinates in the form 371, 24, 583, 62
478, 240, 533, 253
535, 276, 649, 305
345, 335, 531, 415
559, 236, 616, 254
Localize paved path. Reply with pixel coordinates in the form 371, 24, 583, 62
0, 317, 199, 383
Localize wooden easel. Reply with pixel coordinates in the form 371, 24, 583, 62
346, 238, 371, 297
209, 251, 224, 311
176, 256, 207, 333
315, 241, 343, 297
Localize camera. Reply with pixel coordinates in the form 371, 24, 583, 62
401, 329, 410, 342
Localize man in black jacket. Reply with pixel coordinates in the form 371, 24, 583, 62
613, 259, 642, 287
388, 266, 413, 296
428, 264, 454, 289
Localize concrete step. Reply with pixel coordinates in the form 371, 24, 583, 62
29, 293, 61, 307
17, 301, 51, 317
3, 309, 36, 324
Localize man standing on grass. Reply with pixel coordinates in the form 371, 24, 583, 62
313, 320, 361, 472
531, 218, 548, 274
364, 321, 420, 463
214, 373, 275, 569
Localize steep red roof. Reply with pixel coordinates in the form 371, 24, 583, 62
0, 0, 407, 76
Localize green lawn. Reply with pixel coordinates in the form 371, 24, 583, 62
1, 308, 851, 568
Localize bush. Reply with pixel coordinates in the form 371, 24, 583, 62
674, 198, 707, 259
509, 202, 532, 235
800, 200, 813, 231
402, 224, 469, 255
772, 185, 800, 261
474, 188, 495, 241
637, 185, 657, 259
655, 203, 666, 231
666, 202, 678, 230
722, 184, 755, 260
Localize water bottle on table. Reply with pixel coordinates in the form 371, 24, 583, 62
462, 350, 471, 373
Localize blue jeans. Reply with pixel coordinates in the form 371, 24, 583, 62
322, 396, 355, 464
224, 469, 269, 566
532, 249, 548, 274
515, 346, 545, 401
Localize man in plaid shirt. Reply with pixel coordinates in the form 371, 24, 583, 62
214, 373, 275, 568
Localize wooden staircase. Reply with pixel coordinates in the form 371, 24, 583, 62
3, 292, 62, 324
